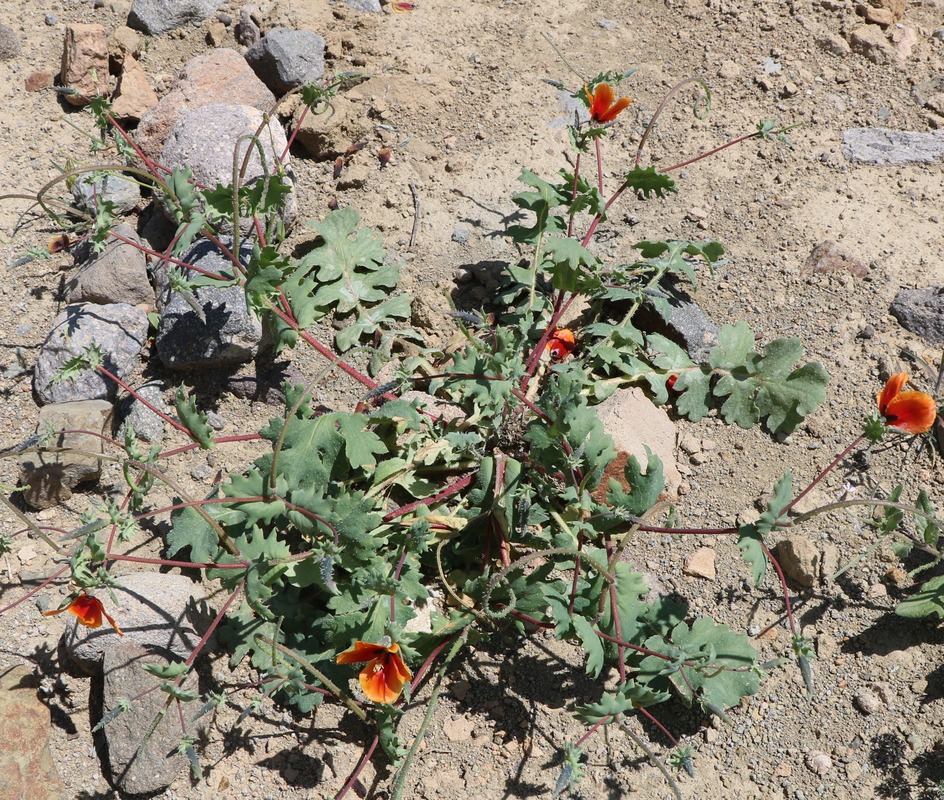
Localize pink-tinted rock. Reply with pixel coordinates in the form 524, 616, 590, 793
25, 71, 54, 92
134, 49, 275, 159
111, 53, 158, 122
60, 24, 110, 106
0, 665, 68, 799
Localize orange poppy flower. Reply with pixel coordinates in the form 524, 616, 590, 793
336, 640, 412, 704
585, 83, 631, 124
546, 328, 576, 360
43, 593, 123, 636
876, 372, 937, 435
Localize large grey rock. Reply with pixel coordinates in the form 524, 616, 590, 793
842, 127, 944, 166
19, 400, 114, 510
116, 381, 170, 443
134, 49, 276, 160
65, 224, 155, 308
128, 0, 222, 36
0, 665, 68, 799
160, 102, 295, 227
62, 573, 214, 675
72, 174, 141, 216
155, 238, 264, 369
101, 642, 209, 795
637, 279, 718, 363
0, 23, 21, 61
890, 287, 944, 344
33, 303, 149, 405
245, 27, 326, 96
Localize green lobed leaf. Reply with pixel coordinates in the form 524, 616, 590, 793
895, 575, 944, 619
174, 385, 214, 449
624, 166, 678, 199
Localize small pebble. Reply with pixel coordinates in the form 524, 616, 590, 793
451, 227, 470, 244
217, 11, 232, 25
806, 751, 832, 776
596, 18, 616, 29
853, 692, 880, 715
44, 13, 57, 25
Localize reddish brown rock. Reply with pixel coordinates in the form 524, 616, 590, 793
802, 240, 869, 278
60, 24, 110, 106
111, 53, 158, 122
25, 71, 54, 92
134, 49, 275, 159
0, 665, 68, 800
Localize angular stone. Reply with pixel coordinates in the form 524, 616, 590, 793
155, 237, 264, 369
776, 535, 820, 588
636, 279, 719, 362
245, 27, 326, 96
111, 53, 159, 122
803, 240, 869, 278
61, 572, 214, 675
134, 49, 275, 160
294, 94, 371, 161
101, 643, 209, 794
117, 381, 170, 443
594, 387, 682, 498
128, 0, 222, 36
72, 174, 141, 216
682, 547, 717, 580
0, 23, 20, 61
890, 287, 944, 344
33, 303, 149, 405
0, 666, 68, 800
842, 127, 944, 166
19, 400, 114, 510
65, 224, 154, 308
848, 24, 896, 64
60, 24, 110, 106
160, 103, 294, 227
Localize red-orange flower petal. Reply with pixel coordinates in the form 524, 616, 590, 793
586, 83, 631, 124
337, 640, 412, 704
43, 593, 123, 636
546, 328, 576, 360
876, 373, 936, 434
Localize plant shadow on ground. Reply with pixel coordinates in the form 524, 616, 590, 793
870, 731, 944, 800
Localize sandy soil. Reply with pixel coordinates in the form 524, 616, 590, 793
1, 0, 944, 798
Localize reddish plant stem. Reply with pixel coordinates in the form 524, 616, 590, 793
108, 553, 246, 570
594, 135, 604, 197
336, 734, 379, 800
0, 564, 70, 615
267, 302, 381, 392
159, 433, 262, 459
574, 716, 611, 749
183, 582, 243, 668
761, 541, 797, 634
382, 472, 475, 523
605, 539, 627, 683
109, 230, 230, 282
635, 705, 679, 747
95, 366, 192, 437
784, 434, 865, 515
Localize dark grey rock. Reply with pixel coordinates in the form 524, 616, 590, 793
117, 381, 169, 443
62, 572, 214, 675
842, 127, 944, 166
155, 238, 264, 369
33, 303, 149, 405
19, 400, 114, 509
44, 13, 57, 25
0, 23, 20, 60
72, 173, 142, 215
101, 642, 210, 794
66, 224, 155, 307
345, 0, 382, 11
890, 287, 944, 344
160, 102, 295, 228
636, 279, 718, 363
128, 0, 222, 36
244, 27, 326, 96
